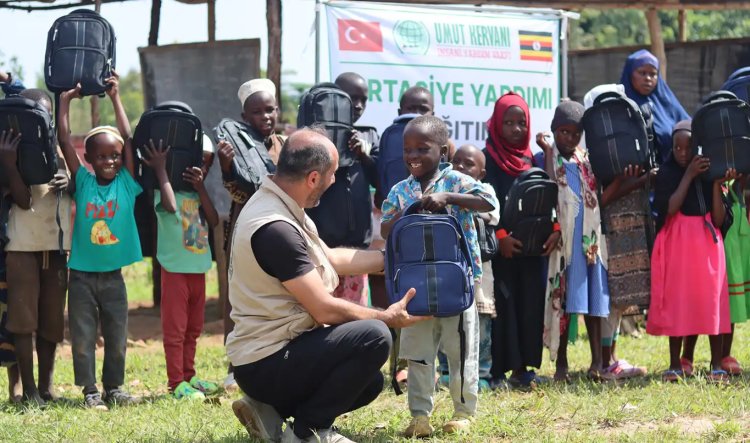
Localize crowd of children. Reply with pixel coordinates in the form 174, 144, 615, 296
0, 46, 749, 441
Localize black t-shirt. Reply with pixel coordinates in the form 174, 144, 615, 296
251, 221, 314, 282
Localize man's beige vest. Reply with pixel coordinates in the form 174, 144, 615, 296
225, 177, 339, 366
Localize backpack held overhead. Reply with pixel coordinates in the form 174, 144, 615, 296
213, 119, 276, 195
297, 83, 354, 168
691, 90, 750, 182
133, 101, 203, 192
45, 9, 116, 96
385, 202, 474, 317
582, 91, 650, 184
501, 168, 558, 256
0, 96, 58, 186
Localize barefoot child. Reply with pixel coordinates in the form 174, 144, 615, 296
381, 116, 498, 437
142, 137, 219, 399
0, 88, 72, 405
59, 75, 142, 409
648, 120, 733, 383
537, 101, 610, 381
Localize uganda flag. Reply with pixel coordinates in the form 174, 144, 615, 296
519, 30, 553, 62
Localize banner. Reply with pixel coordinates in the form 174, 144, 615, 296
323, 1, 563, 148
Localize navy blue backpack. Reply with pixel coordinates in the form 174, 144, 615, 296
385, 202, 474, 399
723, 67, 750, 102
385, 203, 474, 316
376, 114, 418, 201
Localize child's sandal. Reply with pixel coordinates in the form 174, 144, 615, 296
707, 369, 730, 384
661, 369, 684, 383
680, 358, 694, 377
720, 356, 742, 376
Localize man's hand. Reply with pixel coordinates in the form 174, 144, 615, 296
381, 288, 431, 328
217, 140, 235, 174
183, 166, 205, 191
498, 235, 523, 258
0, 130, 21, 167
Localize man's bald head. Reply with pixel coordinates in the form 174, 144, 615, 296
276, 127, 337, 181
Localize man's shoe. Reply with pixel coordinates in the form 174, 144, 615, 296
442, 413, 472, 434
83, 391, 109, 411
403, 415, 433, 438
224, 372, 239, 393
103, 387, 141, 406
309, 428, 355, 443
173, 381, 205, 400
189, 376, 220, 395
232, 396, 283, 442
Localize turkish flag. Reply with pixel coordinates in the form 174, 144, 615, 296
338, 19, 383, 52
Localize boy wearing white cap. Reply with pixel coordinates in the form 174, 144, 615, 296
218, 78, 285, 390
58, 73, 142, 409
145, 132, 220, 399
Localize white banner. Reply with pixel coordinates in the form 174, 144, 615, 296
323, 1, 563, 148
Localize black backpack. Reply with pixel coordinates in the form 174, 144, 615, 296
376, 114, 417, 201
582, 91, 650, 184
44, 9, 116, 96
475, 216, 498, 262
133, 101, 203, 192
500, 168, 558, 256
297, 83, 354, 167
213, 119, 276, 195
722, 67, 750, 103
0, 96, 57, 185
691, 91, 750, 182
306, 164, 373, 248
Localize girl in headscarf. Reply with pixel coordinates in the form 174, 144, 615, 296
648, 120, 733, 383
483, 92, 560, 388
620, 49, 690, 164
537, 101, 610, 382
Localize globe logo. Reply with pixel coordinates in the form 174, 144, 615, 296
393, 20, 430, 55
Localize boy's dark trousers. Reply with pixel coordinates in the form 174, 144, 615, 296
234, 319, 391, 439
68, 269, 128, 388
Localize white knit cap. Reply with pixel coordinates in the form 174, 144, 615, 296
237, 78, 276, 106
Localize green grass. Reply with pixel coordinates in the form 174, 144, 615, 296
1, 321, 750, 441
123, 258, 220, 304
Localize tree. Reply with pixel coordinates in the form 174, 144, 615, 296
0, 51, 24, 82
570, 9, 750, 50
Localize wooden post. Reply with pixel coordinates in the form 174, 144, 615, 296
207, 0, 216, 42
90, 0, 102, 128
148, 0, 162, 46
645, 7, 667, 81
678, 9, 687, 42
266, 0, 282, 110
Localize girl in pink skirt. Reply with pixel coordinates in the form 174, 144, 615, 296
648, 120, 735, 382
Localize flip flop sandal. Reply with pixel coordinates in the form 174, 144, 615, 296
602, 360, 648, 380
707, 369, 730, 384
720, 356, 742, 376
661, 369, 684, 382
680, 357, 694, 377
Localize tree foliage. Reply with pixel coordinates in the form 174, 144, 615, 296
570, 9, 750, 49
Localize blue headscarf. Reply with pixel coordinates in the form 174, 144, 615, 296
620, 49, 689, 163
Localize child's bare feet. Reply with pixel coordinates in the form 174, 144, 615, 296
22, 390, 46, 407
553, 369, 570, 383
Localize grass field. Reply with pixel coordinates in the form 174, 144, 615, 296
1, 272, 749, 441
